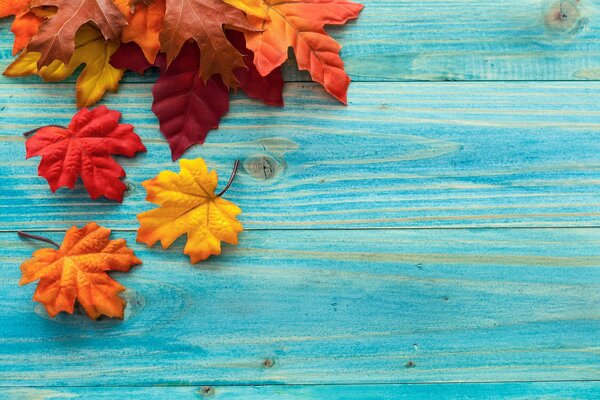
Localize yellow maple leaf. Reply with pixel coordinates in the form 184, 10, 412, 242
224, 0, 268, 19
137, 158, 243, 263
3, 24, 124, 108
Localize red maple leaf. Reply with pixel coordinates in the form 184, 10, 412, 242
26, 106, 146, 202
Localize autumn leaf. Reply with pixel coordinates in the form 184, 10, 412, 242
137, 158, 243, 263
27, 0, 127, 68
227, 29, 284, 107
245, 0, 363, 104
111, 38, 283, 159
11, 11, 42, 55
25, 106, 146, 202
0, 0, 28, 17
160, 0, 255, 87
223, 0, 268, 18
19, 223, 142, 320
5, 24, 125, 107
122, 0, 165, 63
0, 2, 54, 55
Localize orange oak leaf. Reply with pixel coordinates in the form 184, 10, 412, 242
25, 106, 146, 202
19, 223, 142, 320
160, 0, 255, 87
245, 0, 363, 104
122, 0, 165, 63
137, 158, 243, 263
27, 0, 127, 68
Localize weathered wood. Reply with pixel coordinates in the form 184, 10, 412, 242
3, 0, 600, 82
1, 82, 599, 230
2, 382, 600, 399
1, 228, 599, 385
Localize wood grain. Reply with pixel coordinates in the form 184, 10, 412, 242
0, 82, 599, 230
3, 0, 600, 82
1, 228, 599, 385
2, 382, 600, 399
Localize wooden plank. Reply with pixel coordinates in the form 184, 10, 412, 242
1, 82, 600, 230
1, 228, 599, 385
3, 0, 600, 82
2, 382, 600, 399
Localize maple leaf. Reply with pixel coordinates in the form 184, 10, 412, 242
0, 2, 55, 55
5, 24, 125, 107
122, 0, 165, 63
11, 11, 43, 55
245, 0, 363, 104
137, 158, 243, 263
27, 0, 127, 68
0, 0, 28, 17
223, 0, 268, 18
111, 38, 283, 159
25, 106, 146, 202
20, 222, 142, 320
160, 0, 255, 87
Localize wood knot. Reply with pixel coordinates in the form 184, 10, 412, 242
243, 154, 282, 180
200, 386, 215, 397
262, 358, 275, 368
544, 0, 586, 33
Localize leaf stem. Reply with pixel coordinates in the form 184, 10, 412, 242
23, 125, 66, 137
18, 232, 60, 248
217, 160, 240, 197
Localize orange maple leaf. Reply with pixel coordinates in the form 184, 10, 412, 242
20, 223, 142, 320
122, 0, 165, 63
137, 158, 243, 263
245, 0, 363, 104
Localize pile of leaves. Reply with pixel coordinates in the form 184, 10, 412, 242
1, 0, 364, 159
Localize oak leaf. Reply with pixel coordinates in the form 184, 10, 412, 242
160, 0, 255, 87
0, 0, 28, 17
4, 24, 125, 107
245, 0, 363, 104
27, 0, 127, 68
20, 222, 142, 320
137, 158, 243, 263
25, 106, 146, 202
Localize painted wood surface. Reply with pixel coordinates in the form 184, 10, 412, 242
2, 382, 600, 399
1, 0, 599, 398
3, 0, 600, 82
1, 229, 599, 385
1, 82, 600, 230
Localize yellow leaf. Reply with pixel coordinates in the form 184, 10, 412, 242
137, 158, 243, 263
3, 24, 124, 107
223, 0, 268, 19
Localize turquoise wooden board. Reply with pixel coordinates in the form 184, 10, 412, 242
1, 0, 599, 397
2, 382, 600, 399
3, 0, 600, 82
1, 82, 600, 230
1, 229, 599, 385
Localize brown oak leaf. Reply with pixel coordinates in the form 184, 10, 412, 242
27, 0, 127, 68
160, 0, 255, 87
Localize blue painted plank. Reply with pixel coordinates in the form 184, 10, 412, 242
0, 82, 599, 230
2, 0, 600, 82
0, 228, 599, 385
2, 382, 600, 399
